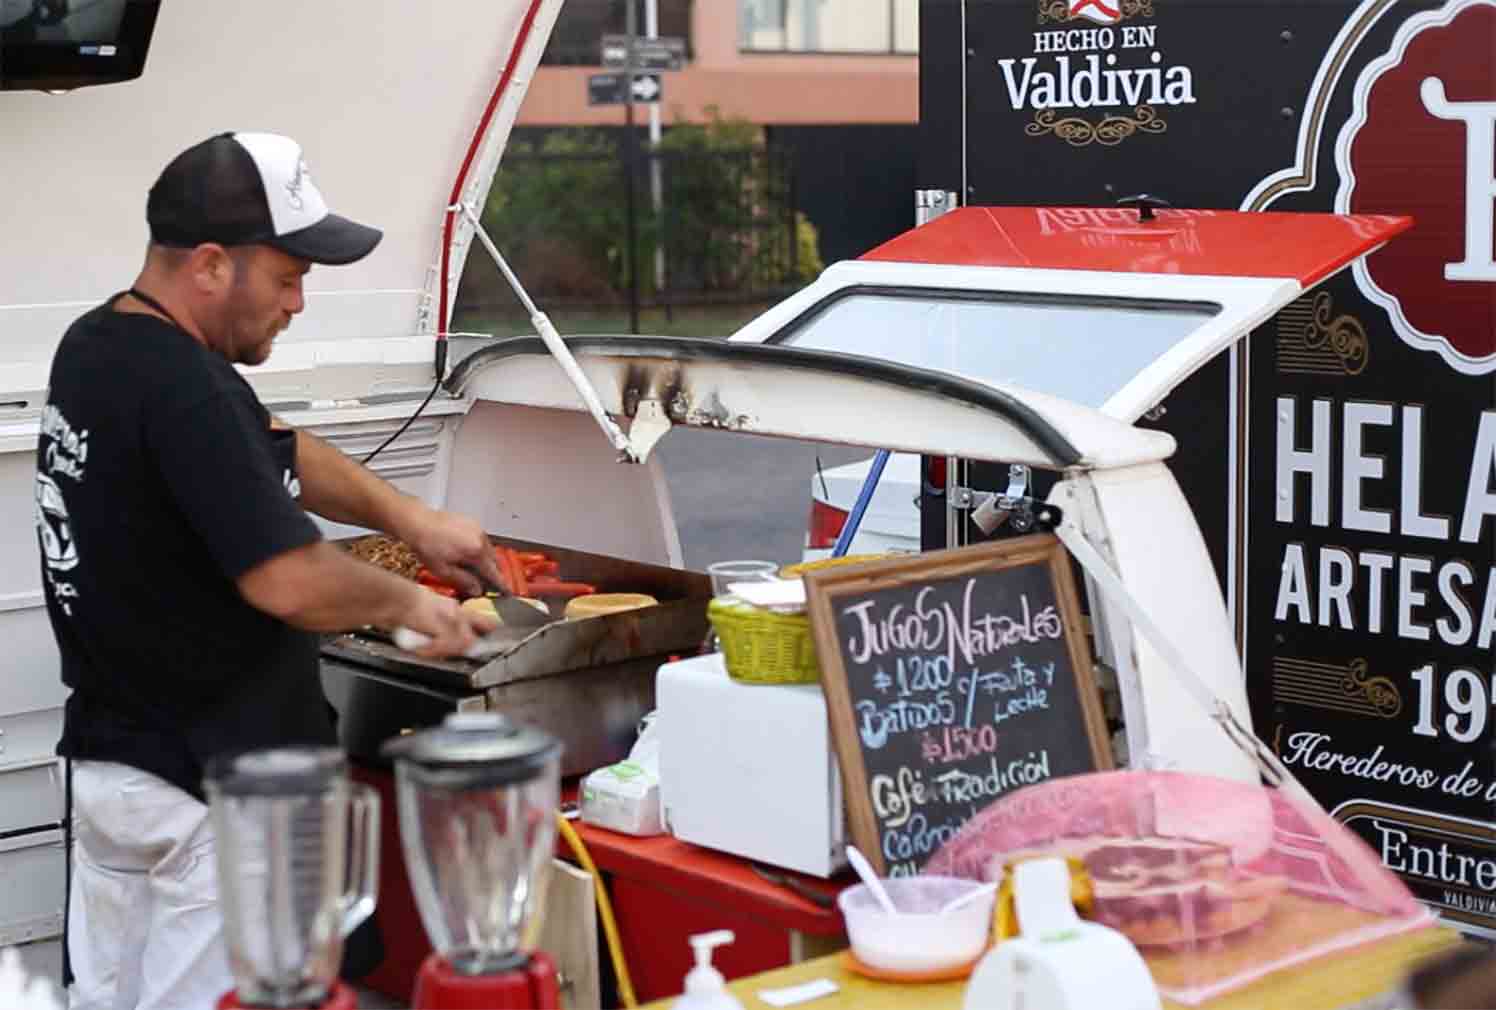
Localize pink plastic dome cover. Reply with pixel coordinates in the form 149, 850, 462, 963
926, 770, 1418, 910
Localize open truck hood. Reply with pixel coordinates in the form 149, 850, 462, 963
450, 206, 1409, 473
732, 206, 1411, 422
449, 335, 1176, 472
0, 0, 563, 405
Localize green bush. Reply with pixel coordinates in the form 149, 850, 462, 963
479, 130, 629, 302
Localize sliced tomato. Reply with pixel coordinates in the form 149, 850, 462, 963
416, 568, 461, 596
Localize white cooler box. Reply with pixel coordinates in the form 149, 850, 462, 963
656, 652, 847, 878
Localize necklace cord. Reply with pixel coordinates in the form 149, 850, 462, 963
126, 287, 185, 331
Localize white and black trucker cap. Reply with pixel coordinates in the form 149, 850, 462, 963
147, 132, 381, 265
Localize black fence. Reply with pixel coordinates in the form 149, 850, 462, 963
657, 146, 801, 296
452, 138, 815, 335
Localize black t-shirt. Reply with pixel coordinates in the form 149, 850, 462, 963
37, 297, 336, 800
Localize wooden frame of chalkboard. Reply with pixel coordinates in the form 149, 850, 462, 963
803, 534, 1113, 876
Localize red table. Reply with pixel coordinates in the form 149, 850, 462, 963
563, 819, 851, 1003
356, 767, 851, 1005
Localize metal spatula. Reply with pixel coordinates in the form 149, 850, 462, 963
458, 561, 554, 628
394, 564, 553, 657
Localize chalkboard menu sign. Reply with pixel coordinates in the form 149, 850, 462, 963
803, 536, 1111, 876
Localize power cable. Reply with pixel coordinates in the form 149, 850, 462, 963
361, 378, 441, 466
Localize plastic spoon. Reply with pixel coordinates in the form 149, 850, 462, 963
938, 881, 999, 915
846, 846, 899, 916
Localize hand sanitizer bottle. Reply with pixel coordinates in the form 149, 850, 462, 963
672, 930, 746, 1010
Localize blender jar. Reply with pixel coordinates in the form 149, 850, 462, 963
205, 748, 379, 1009
383, 712, 562, 975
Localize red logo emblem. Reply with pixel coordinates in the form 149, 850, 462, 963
1069, 0, 1122, 24
1336, 1, 1496, 374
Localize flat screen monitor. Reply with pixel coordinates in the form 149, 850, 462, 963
1, 0, 161, 91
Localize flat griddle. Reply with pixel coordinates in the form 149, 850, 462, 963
322, 534, 712, 691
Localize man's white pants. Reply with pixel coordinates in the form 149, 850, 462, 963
66, 761, 232, 1010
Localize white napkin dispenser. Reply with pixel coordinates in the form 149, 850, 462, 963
964, 859, 1160, 1010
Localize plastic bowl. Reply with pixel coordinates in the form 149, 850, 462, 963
836, 875, 996, 974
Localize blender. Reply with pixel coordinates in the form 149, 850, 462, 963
382, 711, 563, 1010
205, 748, 380, 1010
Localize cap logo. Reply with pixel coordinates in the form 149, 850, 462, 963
284, 159, 309, 212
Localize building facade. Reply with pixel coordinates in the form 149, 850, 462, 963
517, 0, 918, 128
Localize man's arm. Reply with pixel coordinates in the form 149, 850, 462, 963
237, 540, 491, 658
289, 426, 505, 596
149, 395, 494, 657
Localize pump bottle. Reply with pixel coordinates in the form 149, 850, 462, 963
672, 930, 746, 1010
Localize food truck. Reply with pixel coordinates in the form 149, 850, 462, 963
0, 0, 1487, 1007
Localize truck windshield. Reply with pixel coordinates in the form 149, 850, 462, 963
772, 290, 1218, 409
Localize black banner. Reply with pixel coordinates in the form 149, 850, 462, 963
928, 0, 1496, 934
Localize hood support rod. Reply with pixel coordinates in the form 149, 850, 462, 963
1053, 515, 1296, 789
458, 203, 642, 463
1053, 514, 1401, 901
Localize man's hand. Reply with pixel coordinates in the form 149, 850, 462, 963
239, 541, 495, 660
399, 505, 506, 598
396, 585, 498, 659
290, 431, 505, 596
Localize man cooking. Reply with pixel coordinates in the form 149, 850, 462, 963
34, 132, 502, 1010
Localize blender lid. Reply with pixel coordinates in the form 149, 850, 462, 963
381, 712, 561, 784
203, 747, 348, 797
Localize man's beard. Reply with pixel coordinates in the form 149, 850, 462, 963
235, 323, 279, 366
237, 338, 274, 366
221, 294, 281, 365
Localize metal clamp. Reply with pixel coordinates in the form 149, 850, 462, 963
971, 464, 1039, 534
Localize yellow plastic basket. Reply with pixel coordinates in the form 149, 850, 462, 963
707, 597, 820, 685
778, 553, 893, 579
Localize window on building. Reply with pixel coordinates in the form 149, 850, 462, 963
542, 0, 694, 66
739, 0, 917, 54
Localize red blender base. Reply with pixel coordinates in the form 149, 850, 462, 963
217, 981, 357, 1009
411, 950, 561, 1009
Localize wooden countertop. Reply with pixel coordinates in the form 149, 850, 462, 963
640, 925, 1466, 1010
